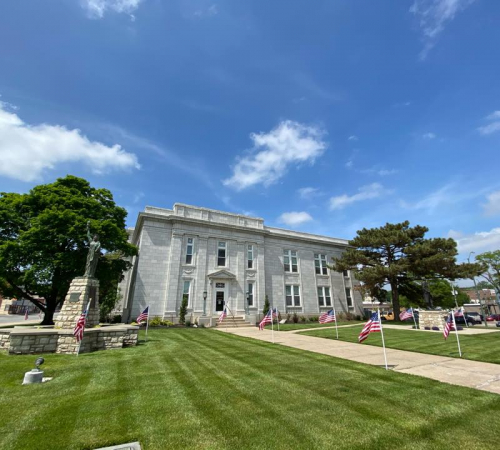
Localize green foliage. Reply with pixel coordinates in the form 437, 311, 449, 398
331, 221, 481, 319
179, 294, 188, 324
185, 320, 191, 327
475, 251, 500, 304
476, 280, 494, 289
149, 317, 163, 326
0, 175, 137, 324
300, 316, 307, 322
309, 316, 319, 322
263, 295, 270, 316
292, 312, 299, 323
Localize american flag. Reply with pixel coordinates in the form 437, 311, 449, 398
443, 313, 453, 340
319, 310, 336, 323
358, 312, 382, 343
272, 308, 279, 319
259, 309, 272, 330
73, 309, 87, 342
218, 308, 227, 323
24, 308, 29, 320
454, 309, 464, 317
136, 306, 149, 323
399, 308, 413, 321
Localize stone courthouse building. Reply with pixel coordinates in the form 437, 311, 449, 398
119, 204, 363, 326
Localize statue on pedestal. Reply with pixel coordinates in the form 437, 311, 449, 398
84, 221, 101, 278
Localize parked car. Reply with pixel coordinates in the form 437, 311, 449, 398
454, 315, 476, 326
465, 312, 482, 324
496, 321, 500, 328
486, 314, 500, 322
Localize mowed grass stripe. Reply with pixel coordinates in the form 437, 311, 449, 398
300, 325, 500, 364
1, 328, 499, 450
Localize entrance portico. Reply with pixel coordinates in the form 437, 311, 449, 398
207, 269, 237, 316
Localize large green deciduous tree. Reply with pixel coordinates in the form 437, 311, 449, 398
331, 221, 480, 320
475, 250, 500, 307
0, 175, 137, 324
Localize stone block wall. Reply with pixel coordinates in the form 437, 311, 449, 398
9, 330, 59, 354
419, 310, 447, 330
0, 331, 10, 351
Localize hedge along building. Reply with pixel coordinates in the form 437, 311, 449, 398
119, 204, 363, 326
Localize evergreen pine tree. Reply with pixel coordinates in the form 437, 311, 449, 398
179, 295, 188, 325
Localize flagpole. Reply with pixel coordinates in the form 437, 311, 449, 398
270, 303, 275, 344
276, 308, 280, 332
145, 305, 149, 342
76, 301, 91, 357
451, 310, 462, 357
411, 308, 418, 330
378, 308, 388, 370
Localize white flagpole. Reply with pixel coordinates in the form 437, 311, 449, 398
451, 310, 462, 357
270, 304, 275, 344
411, 308, 418, 329
334, 305, 339, 340
76, 301, 91, 357
276, 308, 280, 331
378, 308, 389, 370
145, 306, 150, 342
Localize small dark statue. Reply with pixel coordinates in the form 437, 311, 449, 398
84, 221, 101, 278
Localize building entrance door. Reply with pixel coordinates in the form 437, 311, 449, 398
215, 291, 225, 312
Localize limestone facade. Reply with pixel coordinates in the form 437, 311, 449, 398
120, 203, 363, 324
419, 310, 448, 330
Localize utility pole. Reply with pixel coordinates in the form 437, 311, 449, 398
468, 252, 488, 327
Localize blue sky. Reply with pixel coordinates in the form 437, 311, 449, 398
0, 0, 499, 263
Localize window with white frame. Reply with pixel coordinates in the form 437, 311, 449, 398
343, 270, 350, 277
314, 254, 328, 275
247, 244, 254, 269
185, 237, 194, 264
285, 285, 301, 307
345, 287, 353, 307
247, 282, 254, 307
283, 250, 298, 273
217, 241, 226, 266
317, 286, 332, 307
182, 280, 191, 307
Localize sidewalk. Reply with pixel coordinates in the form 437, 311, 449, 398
218, 327, 500, 395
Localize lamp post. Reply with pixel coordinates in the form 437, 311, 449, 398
203, 290, 207, 316
468, 252, 488, 327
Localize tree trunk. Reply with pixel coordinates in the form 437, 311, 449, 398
390, 280, 401, 322
40, 297, 58, 325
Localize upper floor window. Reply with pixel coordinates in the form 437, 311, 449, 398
247, 244, 254, 269
314, 254, 328, 275
283, 250, 298, 273
285, 285, 301, 307
343, 270, 349, 277
247, 282, 254, 307
182, 280, 191, 307
318, 286, 332, 307
185, 237, 194, 265
218, 241, 226, 266
345, 287, 353, 307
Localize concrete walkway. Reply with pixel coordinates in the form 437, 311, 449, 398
218, 327, 500, 395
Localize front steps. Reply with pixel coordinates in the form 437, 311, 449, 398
216, 316, 254, 328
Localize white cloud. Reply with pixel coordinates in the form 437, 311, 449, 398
377, 169, 398, 176
449, 228, 500, 254
81, 0, 143, 19
223, 120, 327, 190
478, 111, 500, 135
278, 211, 313, 227
400, 183, 453, 212
329, 183, 389, 210
194, 4, 218, 18
422, 132, 436, 139
410, 0, 475, 59
482, 190, 500, 216
348, 135, 358, 141
297, 187, 320, 199
0, 103, 140, 182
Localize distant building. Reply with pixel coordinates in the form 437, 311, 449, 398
463, 288, 496, 303
118, 203, 363, 325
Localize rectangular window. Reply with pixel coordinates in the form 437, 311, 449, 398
247, 244, 254, 269
285, 285, 301, 307
345, 287, 353, 307
343, 270, 349, 277
185, 237, 194, 265
314, 254, 328, 275
218, 241, 226, 266
182, 280, 191, 307
283, 250, 298, 273
318, 286, 332, 307
247, 282, 254, 307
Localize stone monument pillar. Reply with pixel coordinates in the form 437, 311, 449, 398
54, 277, 100, 329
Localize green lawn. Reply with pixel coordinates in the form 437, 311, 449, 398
271, 320, 364, 331
301, 326, 500, 364
1, 329, 500, 450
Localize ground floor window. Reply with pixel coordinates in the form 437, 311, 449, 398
317, 286, 332, 307
285, 285, 301, 307
182, 280, 191, 307
247, 282, 254, 307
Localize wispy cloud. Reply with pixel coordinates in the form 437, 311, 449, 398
478, 110, 500, 135
360, 166, 398, 177
81, 0, 143, 20
223, 120, 327, 191
278, 211, 313, 227
182, 99, 222, 114
400, 183, 454, 212
329, 183, 390, 210
0, 102, 140, 182
348, 135, 358, 141
449, 228, 500, 254
422, 132, 436, 139
194, 4, 218, 18
482, 190, 500, 216
297, 187, 321, 199
410, 0, 475, 60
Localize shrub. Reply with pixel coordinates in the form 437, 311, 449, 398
300, 316, 307, 323
149, 316, 163, 327
130, 321, 138, 326
112, 315, 122, 324
179, 295, 188, 324
185, 320, 191, 327
292, 312, 299, 323
161, 320, 173, 327
345, 312, 355, 321
309, 316, 319, 322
